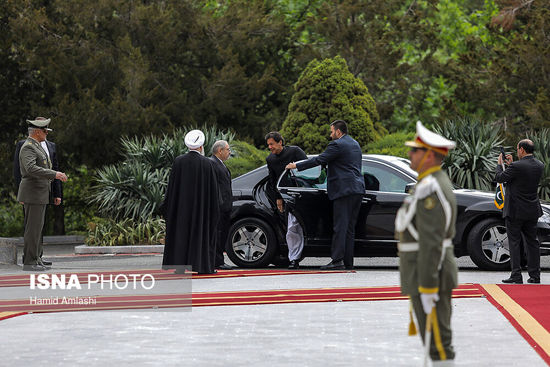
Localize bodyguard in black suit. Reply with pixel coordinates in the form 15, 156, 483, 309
495, 139, 544, 284
286, 120, 365, 270
210, 140, 234, 270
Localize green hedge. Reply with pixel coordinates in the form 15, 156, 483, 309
0, 193, 24, 237
364, 131, 415, 158
225, 141, 269, 178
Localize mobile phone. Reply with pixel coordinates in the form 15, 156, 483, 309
500, 147, 505, 157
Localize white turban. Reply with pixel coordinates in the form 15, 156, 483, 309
184, 130, 205, 149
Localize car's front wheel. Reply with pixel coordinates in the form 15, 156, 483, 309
226, 217, 277, 268
467, 218, 510, 271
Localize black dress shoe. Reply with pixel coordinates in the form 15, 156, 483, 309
216, 263, 234, 270
502, 277, 523, 284
345, 266, 354, 270
288, 260, 299, 269
320, 260, 345, 270
40, 259, 52, 266
527, 278, 540, 284
23, 264, 50, 271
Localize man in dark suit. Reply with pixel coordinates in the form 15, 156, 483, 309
265, 131, 307, 269
286, 120, 365, 270
14, 117, 64, 267
495, 139, 544, 284
210, 140, 234, 270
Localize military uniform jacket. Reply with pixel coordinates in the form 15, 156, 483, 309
395, 168, 458, 295
17, 137, 57, 204
14, 139, 63, 199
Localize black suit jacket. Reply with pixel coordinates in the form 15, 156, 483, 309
495, 155, 543, 220
296, 134, 365, 200
14, 139, 63, 199
210, 156, 232, 212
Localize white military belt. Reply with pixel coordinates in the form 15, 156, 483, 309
398, 239, 453, 252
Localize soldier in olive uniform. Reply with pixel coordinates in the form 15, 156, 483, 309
395, 121, 458, 366
17, 117, 68, 271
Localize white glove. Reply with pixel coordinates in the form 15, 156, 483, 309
420, 293, 439, 314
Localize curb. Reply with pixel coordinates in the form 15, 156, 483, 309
4, 236, 86, 246
0, 238, 17, 264
74, 244, 164, 255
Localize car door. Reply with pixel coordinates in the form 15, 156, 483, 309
355, 159, 416, 250
277, 164, 332, 243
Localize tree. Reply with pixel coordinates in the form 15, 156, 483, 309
489, 0, 550, 135
302, 0, 421, 131
443, 0, 550, 141
194, 0, 303, 143
281, 56, 383, 153
0, 0, 39, 194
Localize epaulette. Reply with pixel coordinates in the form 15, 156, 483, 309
414, 175, 437, 200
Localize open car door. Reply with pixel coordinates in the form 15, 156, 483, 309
277, 163, 332, 244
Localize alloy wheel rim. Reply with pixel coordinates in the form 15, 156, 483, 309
480, 225, 510, 264
231, 224, 268, 262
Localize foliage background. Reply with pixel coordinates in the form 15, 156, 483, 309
281, 56, 383, 153
364, 131, 415, 158
1, 0, 549, 237
90, 127, 234, 221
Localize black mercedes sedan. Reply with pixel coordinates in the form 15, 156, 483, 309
227, 154, 550, 270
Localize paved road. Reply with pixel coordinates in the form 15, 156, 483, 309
0, 252, 548, 366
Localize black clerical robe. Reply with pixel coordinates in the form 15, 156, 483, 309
162, 151, 220, 274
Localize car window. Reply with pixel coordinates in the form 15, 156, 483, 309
281, 166, 327, 189
362, 161, 410, 193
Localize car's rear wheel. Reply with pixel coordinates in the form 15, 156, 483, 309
467, 218, 510, 271
226, 217, 277, 268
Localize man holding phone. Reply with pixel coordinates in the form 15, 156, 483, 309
495, 139, 544, 284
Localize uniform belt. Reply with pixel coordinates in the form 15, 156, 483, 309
398, 242, 420, 252
398, 239, 453, 252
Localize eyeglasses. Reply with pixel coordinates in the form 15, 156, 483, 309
409, 147, 427, 153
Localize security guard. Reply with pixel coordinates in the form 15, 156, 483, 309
17, 117, 68, 271
395, 121, 458, 366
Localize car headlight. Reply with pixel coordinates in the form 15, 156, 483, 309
540, 211, 550, 224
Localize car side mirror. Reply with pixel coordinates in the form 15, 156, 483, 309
405, 183, 415, 193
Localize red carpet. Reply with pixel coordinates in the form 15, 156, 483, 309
0, 269, 352, 288
480, 284, 550, 365
0, 312, 27, 321
0, 284, 482, 314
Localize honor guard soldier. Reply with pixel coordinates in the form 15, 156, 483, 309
395, 121, 458, 366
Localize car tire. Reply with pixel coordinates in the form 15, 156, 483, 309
225, 217, 277, 268
467, 218, 510, 271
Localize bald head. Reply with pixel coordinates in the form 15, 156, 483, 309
518, 139, 535, 154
